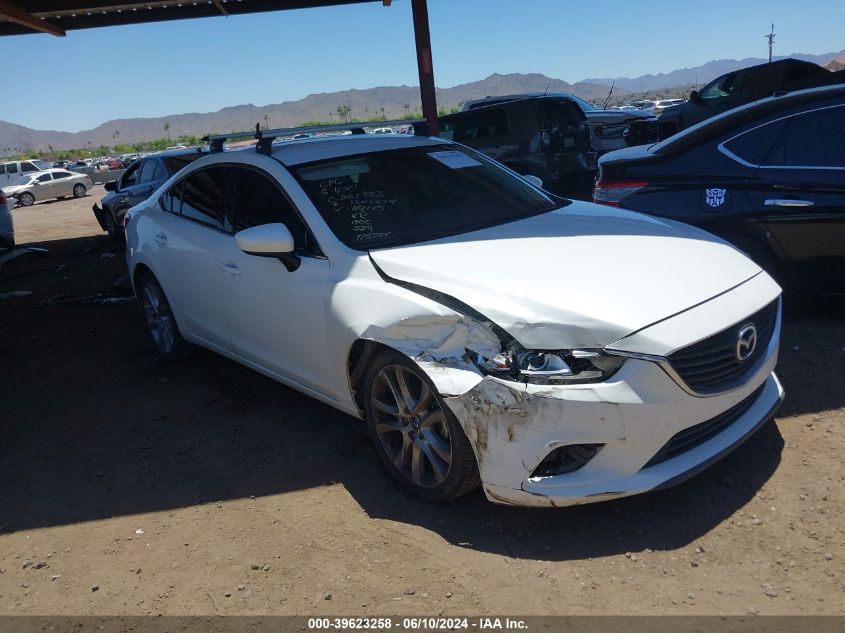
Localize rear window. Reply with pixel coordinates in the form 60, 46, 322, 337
454, 108, 509, 142
293, 145, 563, 251
161, 152, 205, 177
764, 105, 845, 167
537, 99, 585, 126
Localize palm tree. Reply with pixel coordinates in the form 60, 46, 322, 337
263, 114, 269, 130
379, 106, 385, 120
404, 103, 410, 115
112, 131, 120, 147
164, 122, 171, 141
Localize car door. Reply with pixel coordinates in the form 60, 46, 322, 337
742, 103, 845, 291
151, 166, 235, 352
687, 71, 743, 127
50, 171, 74, 197
32, 172, 54, 198
215, 164, 332, 395
129, 158, 160, 206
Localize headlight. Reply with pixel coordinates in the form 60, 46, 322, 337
595, 123, 629, 139
475, 348, 625, 385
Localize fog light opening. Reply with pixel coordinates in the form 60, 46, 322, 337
530, 444, 603, 478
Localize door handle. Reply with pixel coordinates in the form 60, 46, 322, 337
153, 232, 167, 245
764, 199, 814, 207
219, 262, 241, 276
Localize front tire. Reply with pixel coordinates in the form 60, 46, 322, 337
103, 209, 121, 240
72, 183, 86, 198
363, 349, 480, 502
18, 192, 35, 207
136, 272, 189, 361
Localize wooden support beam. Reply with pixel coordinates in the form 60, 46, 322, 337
411, 0, 438, 136
211, 0, 229, 16
0, 0, 65, 36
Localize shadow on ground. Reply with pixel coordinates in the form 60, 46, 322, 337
2, 234, 842, 562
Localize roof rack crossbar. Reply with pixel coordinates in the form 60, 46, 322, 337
202, 119, 427, 153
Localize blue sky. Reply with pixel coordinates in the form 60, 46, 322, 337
1, 0, 842, 132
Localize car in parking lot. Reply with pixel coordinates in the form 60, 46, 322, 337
93, 148, 206, 239
594, 83, 845, 294
125, 129, 783, 507
658, 58, 845, 136
439, 95, 594, 196
2, 168, 93, 207
461, 93, 660, 154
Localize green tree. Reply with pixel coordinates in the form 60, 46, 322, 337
164, 122, 171, 141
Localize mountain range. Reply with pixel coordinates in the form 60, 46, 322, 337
2, 49, 843, 153
0, 73, 619, 152
583, 50, 845, 91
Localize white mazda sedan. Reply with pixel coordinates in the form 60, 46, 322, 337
125, 133, 784, 507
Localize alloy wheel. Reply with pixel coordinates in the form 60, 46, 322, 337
19, 193, 34, 207
141, 281, 176, 355
370, 364, 453, 488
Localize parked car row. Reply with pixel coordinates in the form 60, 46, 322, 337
594, 83, 845, 294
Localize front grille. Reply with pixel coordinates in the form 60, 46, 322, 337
645, 384, 765, 468
668, 300, 779, 394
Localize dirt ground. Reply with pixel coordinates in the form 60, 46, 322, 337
0, 190, 843, 617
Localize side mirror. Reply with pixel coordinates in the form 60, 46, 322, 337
523, 174, 543, 189
689, 90, 700, 103
104, 180, 117, 192
235, 223, 300, 272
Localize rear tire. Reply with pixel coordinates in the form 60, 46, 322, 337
72, 183, 86, 198
136, 272, 189, 361
363, 349, 480, 502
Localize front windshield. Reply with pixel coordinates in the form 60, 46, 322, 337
12, 175, 34, 186
31, 160, 51, 170
293, 145, 565, 250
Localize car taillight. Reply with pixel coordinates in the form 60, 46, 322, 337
593, 180, 648, 207
0, 192, 6, 204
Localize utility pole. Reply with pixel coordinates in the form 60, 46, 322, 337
765, 24, 775, 63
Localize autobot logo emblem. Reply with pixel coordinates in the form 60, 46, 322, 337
736, 324, 758, 362
706, 188, 727, 208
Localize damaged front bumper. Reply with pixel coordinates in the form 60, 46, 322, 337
445, 355, 782, 507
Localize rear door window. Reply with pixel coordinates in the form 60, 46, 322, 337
6, 163, 18, 175
138, 159, 158, 183
764, 105, 845, 168
722, 118, 789, 166
454, 108, 508, 142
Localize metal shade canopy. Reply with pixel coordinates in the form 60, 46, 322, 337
0, 0, 439, 134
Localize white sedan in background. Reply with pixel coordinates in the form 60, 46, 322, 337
3, 168, 93, 207
125, 133, 783, 507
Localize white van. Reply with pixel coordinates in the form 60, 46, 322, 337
0, 159, 51, 187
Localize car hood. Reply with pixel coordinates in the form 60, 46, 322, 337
2, 184, 30, 195
369, 204, 761, 350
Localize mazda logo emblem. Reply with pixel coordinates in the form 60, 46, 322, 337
736, 324, 758, 362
